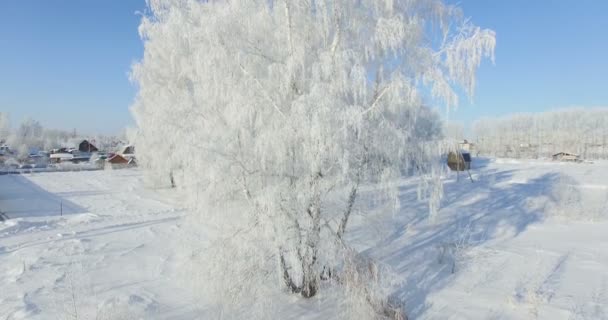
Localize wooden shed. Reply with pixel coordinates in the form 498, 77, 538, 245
552, 152, 580, 162
120, 145, 135, 156
79, 140, 99, 153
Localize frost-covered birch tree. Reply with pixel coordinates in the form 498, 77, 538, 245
131, 0, 494, 316
7, 118, 44, 158
0, 113, 10, 143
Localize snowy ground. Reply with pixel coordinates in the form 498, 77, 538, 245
0, 170, 202, 319
1, 159, 608, 319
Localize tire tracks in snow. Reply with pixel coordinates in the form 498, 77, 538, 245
0, 216, 180, 255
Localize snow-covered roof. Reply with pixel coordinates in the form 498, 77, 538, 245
50, 153, 74, 159
552, 152, 579, 157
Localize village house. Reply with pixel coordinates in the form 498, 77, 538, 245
106, 154, 130, 169
118, 145, 135, 160
552, 152, 581, 162
79, 140, 99, 153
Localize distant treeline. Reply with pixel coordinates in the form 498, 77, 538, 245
472, 108, 608, 159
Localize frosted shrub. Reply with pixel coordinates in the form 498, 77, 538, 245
437, 223, 480, 274
569, 283, 608, 320
53, 262, 142, 320
511, 254, 569, 319
541, 174, 608, 222
131, 0, 494, 316
0, 112, 9, 142
338, 250, 407, 320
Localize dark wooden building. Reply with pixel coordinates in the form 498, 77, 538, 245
552, 152, 580, 162
79, 140, 99, 153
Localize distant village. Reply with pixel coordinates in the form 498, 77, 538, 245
2, 136, 586, 176
0, 138, 136, 173
456, 139, 585, 164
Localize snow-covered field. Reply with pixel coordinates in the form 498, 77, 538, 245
2, 159, 608, 319
0, 170, 201, 319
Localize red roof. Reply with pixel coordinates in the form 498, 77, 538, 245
107, 154, 129, 164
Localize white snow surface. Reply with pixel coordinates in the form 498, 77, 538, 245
2, 159, 608, 319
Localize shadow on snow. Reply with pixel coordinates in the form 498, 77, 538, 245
348, 167, 566, 318
0, 174, 87, 219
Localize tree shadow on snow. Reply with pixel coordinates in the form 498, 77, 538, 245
471, 157, 493, 170
0, 174, 87, 219
350, 168, 567, 318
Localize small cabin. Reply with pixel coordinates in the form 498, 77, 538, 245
447, 151, 471, 171
120, 145, 135, 155
552, 152, 580, 162
127, 157, 137, 167
118, 145, 135, 160
107, 154, 129, 165
106, 154, 131, 169
79, 140, 99, 153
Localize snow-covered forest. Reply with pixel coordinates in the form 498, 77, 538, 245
472, 108, 608, 159
131, 0, 494, 317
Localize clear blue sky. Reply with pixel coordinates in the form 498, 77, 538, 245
449, 0, 608, 126
0, 1, 146, 135
1, 1, 607, 134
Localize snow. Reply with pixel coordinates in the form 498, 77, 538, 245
2, 160, 608, 319
49, 153, 74, 160
0, 170, 202, 319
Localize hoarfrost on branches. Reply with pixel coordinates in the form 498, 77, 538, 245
473, 108, 608, 159
131, 0, 494, 317
0, 112, 10, 142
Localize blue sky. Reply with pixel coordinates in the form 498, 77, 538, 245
0, 1, 146, 135
450, 0, 608, 125
1, 1, 607, 134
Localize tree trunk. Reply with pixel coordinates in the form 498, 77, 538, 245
301, 196, 321, 298
279, 171, 324, 298
280, 253, 302, 294
169, 171, 175, 188
301, 257, 318, 298
337, 183, 358, 240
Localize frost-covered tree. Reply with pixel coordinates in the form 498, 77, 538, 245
131, 0, 494, 316
0, 113, 10, 143
444, 121, 465, 141
7, 117, 45, 158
